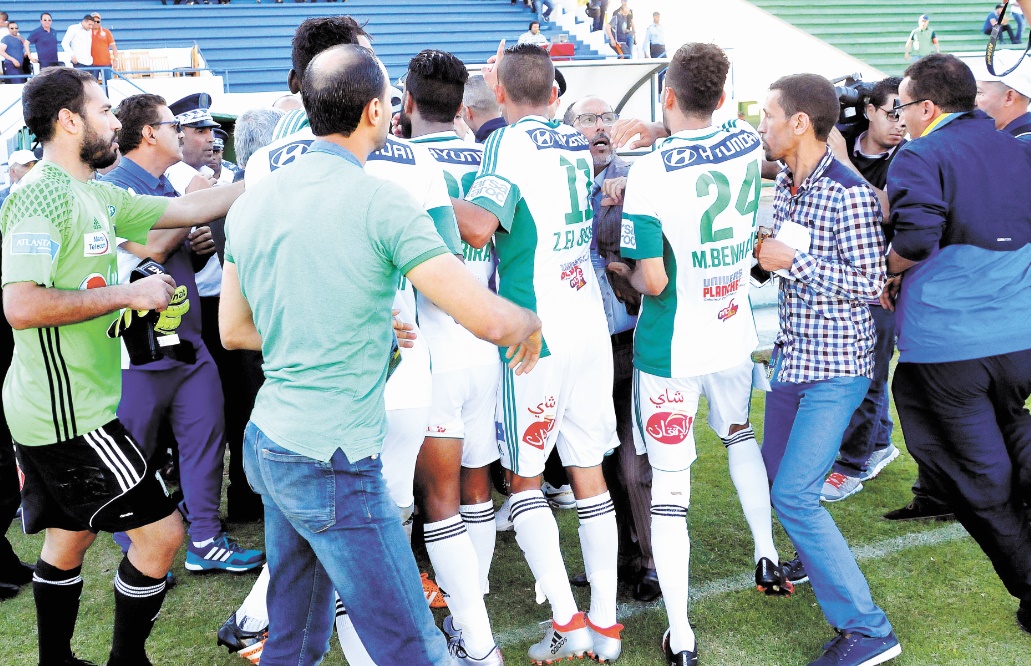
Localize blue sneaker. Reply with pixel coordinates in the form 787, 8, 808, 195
185, 533, 265, 573
808, 630, 901, 666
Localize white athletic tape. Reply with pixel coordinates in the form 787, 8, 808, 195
495, 522, 969, 646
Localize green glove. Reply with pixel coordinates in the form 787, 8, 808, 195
154, 286, 190, 335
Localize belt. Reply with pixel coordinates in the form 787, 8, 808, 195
611, 329, 635, 346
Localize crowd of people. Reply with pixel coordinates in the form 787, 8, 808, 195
0, 10, 118, 83
0, 4, 1030, 666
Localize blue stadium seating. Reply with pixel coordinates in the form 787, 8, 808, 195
7, 1, 598, 92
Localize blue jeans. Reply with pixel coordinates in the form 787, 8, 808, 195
243, 422, 451, 666
833, 303, 896, 477
762, 357, 893, 637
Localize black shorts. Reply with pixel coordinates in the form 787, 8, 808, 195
14, 419, 178, 534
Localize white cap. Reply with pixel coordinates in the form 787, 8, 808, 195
6, 150, 38, 166
978, 51, 1031, 99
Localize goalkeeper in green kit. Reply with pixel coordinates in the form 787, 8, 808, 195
0, 67, 242, 666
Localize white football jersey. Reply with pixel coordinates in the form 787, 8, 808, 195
621, 122, 762, 378
246, 126, 462, 410
466, 116, 609, 357
410, 131, 498, 373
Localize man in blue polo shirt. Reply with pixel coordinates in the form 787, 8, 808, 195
27, 12, 59, 69
220, 44, 543, 665
888, 53, 1031, 635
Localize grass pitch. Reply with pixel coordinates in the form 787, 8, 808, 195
2, 391, 1029, 665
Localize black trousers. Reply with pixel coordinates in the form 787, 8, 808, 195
893, 347, 1031, 602
0, 318, 21, 567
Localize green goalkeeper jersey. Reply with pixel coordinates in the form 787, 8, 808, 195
0, 161, 168, 446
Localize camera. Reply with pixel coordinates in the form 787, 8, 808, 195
833, 74, 878, 142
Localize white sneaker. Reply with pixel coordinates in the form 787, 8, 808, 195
860, 444, 900, 482
443, 616, 505, 665
820, 472, 863, 502
495, 496, 513, 532
528, 613, 593, 664
542, 482, 576, 510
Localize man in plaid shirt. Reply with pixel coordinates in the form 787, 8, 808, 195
756, 74, 900, 666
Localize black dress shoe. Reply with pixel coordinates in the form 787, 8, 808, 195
0, 560, 35, 587
570, 571, 589, 587
0, 580, 20, 600
883, 498, 954, 521
1019, 600, 1031, 634
633, 568, 661, 602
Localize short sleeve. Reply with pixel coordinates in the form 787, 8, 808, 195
1, 197, 65, 288
467, 129, 522, 231
620, 161, 663, 260
421, 157, 463, 255
369, 181, 448, 275
93, 181, 170, 245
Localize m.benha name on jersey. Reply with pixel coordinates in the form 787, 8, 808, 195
692, 234, 755, 269
661, 129, 760, 172
702, 269, 743, 301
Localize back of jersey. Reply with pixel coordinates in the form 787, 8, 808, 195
411, 132, 498, 372
621, 122, 763, 378
467, 117, 608, 356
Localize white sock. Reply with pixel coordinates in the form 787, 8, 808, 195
576, 491, 618, 628
425, 515, 496, 657
723, 428, 778, 563
334, 596, 377, 666
511, 489, 578, 625
652, 468, 694, 654
461, 501, 496, 595
235, 563, 270, 632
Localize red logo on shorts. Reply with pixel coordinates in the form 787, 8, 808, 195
523, 396, 557, 450
646, 412, 693, 444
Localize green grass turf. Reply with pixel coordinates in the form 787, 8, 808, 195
2, 390, 1030, 665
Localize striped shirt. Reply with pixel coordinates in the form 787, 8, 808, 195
771, 148, 886, 383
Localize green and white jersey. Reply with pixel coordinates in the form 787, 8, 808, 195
621, 123, 762, 378
0, 162, 169, 445
467, 116, 608, 357
411, 131, 497, 373
246, 123, 461, 410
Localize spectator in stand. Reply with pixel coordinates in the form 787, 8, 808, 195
461, 74, 505, 143
1015, 2, 1027, 42
27, 12, 60, 69
905, 14, 939, 61
0, 149, 38, 206
985, 4, 1021, 44
643, 12, 665, 58
61, 14, 95, 69
90, 13, 118, 79
518, 21, 549, 49
605, 1, 635, 58
885, 52, 1031, 636
587, 0, 609, 33
976, 50, 1031, 138
0, 22, 28, 83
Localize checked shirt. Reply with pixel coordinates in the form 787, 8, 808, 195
771, 148, 886, 384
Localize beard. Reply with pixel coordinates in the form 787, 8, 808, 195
81, 121, 118, 171
397, 107, 412, 139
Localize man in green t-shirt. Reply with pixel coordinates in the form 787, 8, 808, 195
1, 67, 243, 666
905, 14, 940, 61
219, 44, 542, 665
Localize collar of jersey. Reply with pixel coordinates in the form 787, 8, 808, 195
513, 115, 558, 128
410, 131, 460, 144
658, 126, 720, 148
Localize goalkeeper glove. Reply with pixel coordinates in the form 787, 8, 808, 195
154, 285, 190, 335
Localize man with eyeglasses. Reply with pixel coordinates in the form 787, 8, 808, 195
0, 21, 28, 83
883, 52, 1031, 636
61, 15, 95, 69
817, 77, 909, 507
89, 13, 118, 80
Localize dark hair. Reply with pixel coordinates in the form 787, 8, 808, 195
666, 43, 729, 118
291, 16, 370, 80
7, 21, 17, 28
529, 20, 539, 30
406, 50, 468, 123
498, 43, 554, 106
868, 76, 902, 110
82, 13, 94, 21
903, 53, 976, 113
769, 73, 839, 141
41, 12, 52, 20
302, 44, 386, 137
0, 12, 8, 21
23, 67, 98, 143
114, 94, 167, 154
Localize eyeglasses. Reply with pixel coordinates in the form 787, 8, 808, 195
574, 112, 619, 126
151, 120, 183, 133
876, 106, 903, 122
892, 98, 930, 116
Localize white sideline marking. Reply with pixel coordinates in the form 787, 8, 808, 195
496, 523, 969, 646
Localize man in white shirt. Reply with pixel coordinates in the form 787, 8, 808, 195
61, 14, 94, 68
644, 12, 666, 58
517, 21, 549, 49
